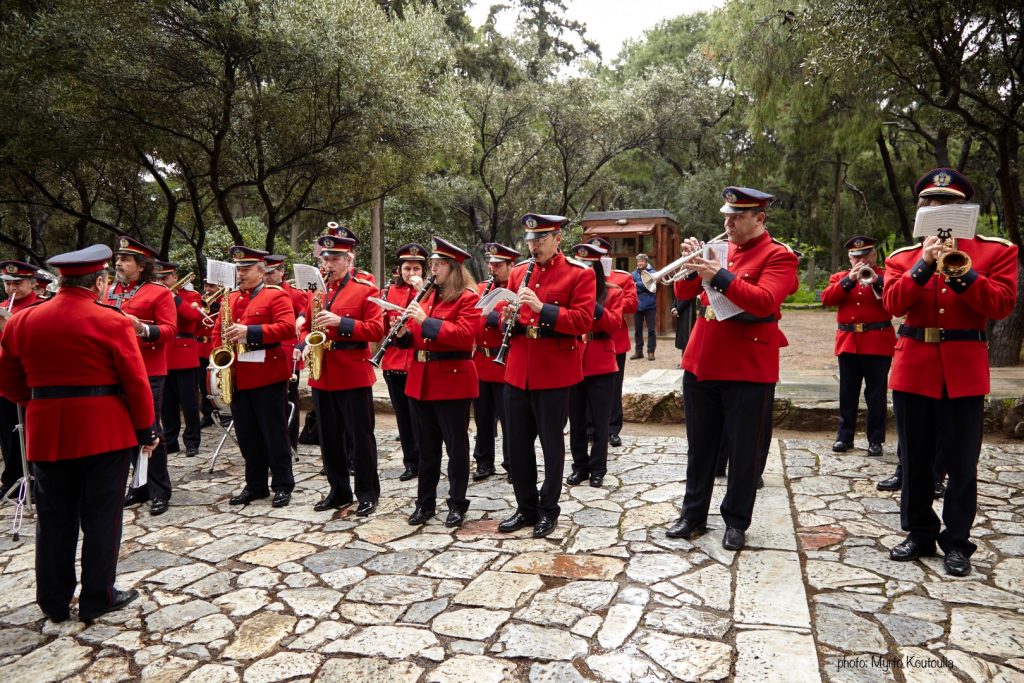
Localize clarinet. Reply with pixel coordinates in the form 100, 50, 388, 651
494, 259, 536, 366
482, 275, 496, 296
369, 275, 437, 368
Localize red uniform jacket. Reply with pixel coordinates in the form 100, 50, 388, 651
402, 287, 480, 401
584, 284, 624, 376
820, 266, 895, 357
281, 280, 309, 371
0, 287, 154, 461
474, 279, 508, 384
607, 270, 638, 354
381, 281, 418, 372
673, 232, 799, 383
212, 284, 296, 391
0, 292, 46, 342
300, 274, 383, 392
883, 236, 1018, 399
106, 279, 177, 377
166, 289, 204, 370
503, 252, 597, 391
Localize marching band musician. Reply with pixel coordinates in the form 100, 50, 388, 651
156, 261, 204, 458
566, 243, 623, 489
197, 278, 221, 428
820, 236, 894, 457
302, 236, 383, 516
0, 261, 48, 499
883, 168, 1018, 577
0, 245, 157, 623
324, 223, 376, 284
215, 246, 297, 508
107, 236, 177, 517
397, 237, 479, 528
264, 254, 307, 452
586, 237, 638, 448
471, 242, 519, 481
497, 214, 596, 539
665, 187, 799, 551
32, 270, 55, 300
381, 243, 428, 482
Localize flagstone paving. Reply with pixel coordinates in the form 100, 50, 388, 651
0, 429, 1021, 682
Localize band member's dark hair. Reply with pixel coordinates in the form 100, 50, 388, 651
593, 261, 607, 305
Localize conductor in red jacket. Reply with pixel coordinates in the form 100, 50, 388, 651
666, 187, 799, 551
883, 168, 1018, 577
157, 261, 205, 458
497, 214, 596, 539
301, 235, 384, 516
0, 245, 158, 623
820, 236, 895, 457
399, 237, 480, 529
214, 246, 297, 508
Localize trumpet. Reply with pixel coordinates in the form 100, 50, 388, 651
169, 272, 195, 293
640, 232, 728, 292
202, 287, 226, 307
936, 238, 972, 279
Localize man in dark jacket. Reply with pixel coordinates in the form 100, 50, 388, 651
630, 254, 657, 360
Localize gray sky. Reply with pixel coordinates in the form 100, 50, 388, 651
467, 0, 725, 62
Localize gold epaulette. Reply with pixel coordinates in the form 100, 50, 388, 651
353, 277, 375, 287
977, 234, 1015, 247
565, 257, 586, 268
145, 280, 169, 290
264, 284, 284, 290
771, 238, 800, 256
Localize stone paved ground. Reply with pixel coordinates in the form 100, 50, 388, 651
0, 427, 1021, 682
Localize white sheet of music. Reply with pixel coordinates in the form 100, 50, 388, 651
913, 203, 979, 239
293, 263, 326, 293
206, 259, 238, 289
702, 241, 744, 321
131, 448, 148, 487
237, 349, 266, 363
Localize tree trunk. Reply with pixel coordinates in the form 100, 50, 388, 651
877, 132, 912, 245
988, 125, 1024, 367
370, 196, 384, 284
830, 153, 842, 273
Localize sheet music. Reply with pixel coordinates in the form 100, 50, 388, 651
368, 296, 404, 313
476, 287, 517, 315
293, 264, 326, 292
206, 259, 237, 289
913, 204, 979, 239
600, 256, 612, 276
131, 448, 148, 488
702, 241, 744, 321
238, 349, 266, 363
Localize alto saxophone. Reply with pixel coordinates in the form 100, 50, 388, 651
209, 288, 236, 405
305, 288, 327, 381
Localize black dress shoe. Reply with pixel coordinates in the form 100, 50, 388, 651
722, 527, 745, 551
609, 433, 622, 447
42, 608, 70, 624
934, 482, 946, 499
533, 516, 557, 538
408, 505, 435, 525
150, 498, 169, 516
229, 489, 269, 506
444, 509, 465, 528
666, 517, 706, 540
199, 416, 215, 428
166, 443, 180, 454
889, 538, 935, 561
498, 511, 536, 533
398, 467, 418, 482
80, 588, 139, 623
832, 440, 854, 453
566, 471, 587, 485
314, 492, 354, 512
877, 474, 902, 491
271, 491, 291, 508
123, 489, 149, 507
473, 465, 496, 481
185, 447, 199, 457
943, 549, 972, 576
629, 352, 644, 360
355, 500, 376, 517
589, 475, 604, 488
867, 442, 883, 456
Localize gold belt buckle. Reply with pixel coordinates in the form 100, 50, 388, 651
415, 349, 428, 362
526, 326, 540, 339
924, 327, 941, 343
853, 323, 864, 333
704, 308, 717, 321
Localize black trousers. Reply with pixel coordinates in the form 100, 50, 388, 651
715, 383, 775, 477
681, 372, 775, 530
473, 380, 508, 471
233, 381, 294, 494
634, 309, 656, 353
35, 449, 132, 619
197, 357, 214, 420
609, 352, 626, 437
506, 385, 570, 518
837, 353, 891, 444
162, 367, 201, 451
384, 371, 420, 471
312, 386, 379, 504
570, 373, 614, 477
410, 398, 471, 512
286, 378, 299, 450
0, 396, 23, 487
893, 390, 983, 556
128, 375, 171, 501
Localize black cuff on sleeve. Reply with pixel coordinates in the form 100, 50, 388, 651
709, 269, 735, 293
174, 295, 183, 307
485, 311, 501, 329
421, 317, 443, 340
394, 332, 412, 348
136, 428, 156, 446
146, 324, 159, 341
594, 303, 605, 320
872, 278, 884, 295
539, 303, 560, 328
684, 271, 699, 282
246, 325, 263, 345
839, 276, 856, 292
910, 258, 936, 286
337, 317, 355, 337
946, 268, 978, 294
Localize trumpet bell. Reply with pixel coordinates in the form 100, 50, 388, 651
937, 250, 972, 279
